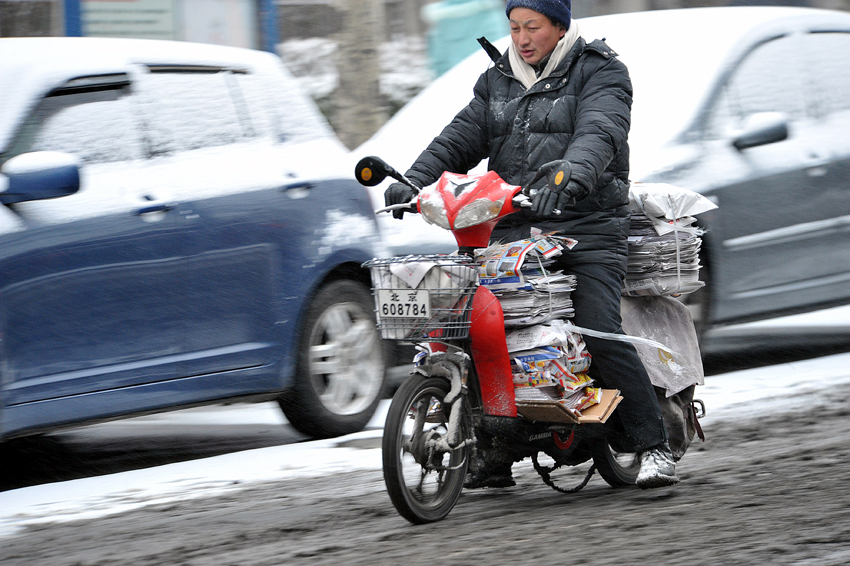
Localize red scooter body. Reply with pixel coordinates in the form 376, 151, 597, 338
416, 170, 521, 249
417, 171, 522, 417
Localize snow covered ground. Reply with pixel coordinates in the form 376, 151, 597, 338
2, 305, 849, 538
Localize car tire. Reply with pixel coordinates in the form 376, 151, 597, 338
279, 279, 386, 439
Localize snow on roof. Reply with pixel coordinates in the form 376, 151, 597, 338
0, 37, 331, 153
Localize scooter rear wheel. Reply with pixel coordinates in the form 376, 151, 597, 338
382, 376, 470, 524
591, 441, 640, 487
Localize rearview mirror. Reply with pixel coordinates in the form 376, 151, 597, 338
732, 112, 789, 151
354, 155, 419, 192
0, 151, 81, 204
354, 156, 390, 186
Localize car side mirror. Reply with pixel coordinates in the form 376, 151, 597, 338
732, 112, 789, 151
0, 151, 81, 205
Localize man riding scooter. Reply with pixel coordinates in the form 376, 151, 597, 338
384, 0, 678, 489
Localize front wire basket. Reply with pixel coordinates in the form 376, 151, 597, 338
363, 254, 478, 341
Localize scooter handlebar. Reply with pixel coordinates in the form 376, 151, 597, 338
511, 190, 560, 215
375, 200, 419, 215
512, 193, 532, 209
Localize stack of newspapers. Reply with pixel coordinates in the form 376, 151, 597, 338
505, 320, 600, 414
476, 236, 601, 413
475, 234, 577, 326
624, 182, 718, 297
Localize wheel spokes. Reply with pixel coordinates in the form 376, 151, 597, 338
400, 394, 459, 502
308, 302, 383, 414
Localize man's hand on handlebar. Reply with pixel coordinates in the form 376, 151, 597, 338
529, 159, 581, 217
384, 182, 417, 219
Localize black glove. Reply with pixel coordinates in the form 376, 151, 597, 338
529, 160, 580, 217
384, 182, 416, 219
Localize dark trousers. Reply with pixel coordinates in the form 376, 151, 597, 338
564, 261, 667, 453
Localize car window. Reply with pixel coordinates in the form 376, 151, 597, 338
236, 65, 336, 145
801, 32, 850, 118
136, 69, 257, 156
3, 76, 144, 165
225, 72, 286, 142
707, 35, 805, 138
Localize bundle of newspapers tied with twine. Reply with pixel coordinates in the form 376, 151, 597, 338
624, 182, 718, 297
475, 234, 600, 415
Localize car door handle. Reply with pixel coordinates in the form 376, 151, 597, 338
280, 181, 315, 192
136, 202, 176, 215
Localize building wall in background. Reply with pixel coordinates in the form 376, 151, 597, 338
4, 0, 850, 40
1, 0, 267, 49
0, 0, 55, 36
82, 0, 178, 39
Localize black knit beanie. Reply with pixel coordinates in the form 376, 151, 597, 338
505, 0, 571, 29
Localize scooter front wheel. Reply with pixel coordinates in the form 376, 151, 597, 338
382, 376, 471, 524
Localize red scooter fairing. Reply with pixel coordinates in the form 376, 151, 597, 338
417, 171, 523, 250
424, 284, 516, 416
416, 171, 523, 417
469, 286, 517, 417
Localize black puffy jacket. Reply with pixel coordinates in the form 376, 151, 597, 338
404, 37, 633, 268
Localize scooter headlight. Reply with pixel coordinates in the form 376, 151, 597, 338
419, 198, 451, 230
453, 197, 506, 230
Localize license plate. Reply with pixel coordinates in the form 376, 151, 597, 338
377, 289, 430, 318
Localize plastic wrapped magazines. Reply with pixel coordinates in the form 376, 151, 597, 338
620, 295, 706, 459
624, 182, 718, 297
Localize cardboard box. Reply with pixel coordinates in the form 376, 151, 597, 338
515, 389, 622, 424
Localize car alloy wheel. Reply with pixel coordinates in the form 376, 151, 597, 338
280, 279, 386, 438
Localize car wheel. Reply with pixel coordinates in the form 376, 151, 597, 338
280, 279, 386, 438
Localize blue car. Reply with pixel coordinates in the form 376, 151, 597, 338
0, 38, 388, 440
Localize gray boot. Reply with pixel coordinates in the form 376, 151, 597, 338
636, 443, 680, 489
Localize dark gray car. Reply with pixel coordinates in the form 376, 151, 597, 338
627, 8, 850, 348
